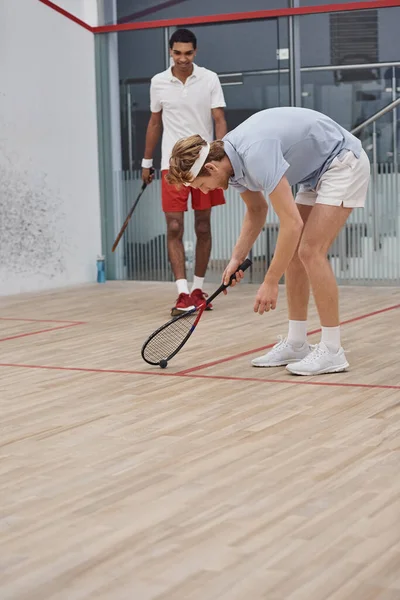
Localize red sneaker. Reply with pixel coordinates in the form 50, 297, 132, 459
190, 288, 213, 311
171, 293, 195, 317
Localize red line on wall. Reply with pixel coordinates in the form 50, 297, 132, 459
93, 0, 400, 33
38, 0, 94, 32
176, 303, 400, 375
118, 0, 190, 23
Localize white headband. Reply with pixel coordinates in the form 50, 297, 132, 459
183, 142, 210, 186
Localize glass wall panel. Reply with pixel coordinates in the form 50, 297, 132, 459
301, 66, 399, 163
300, 8, 400, 68
96, 6, 400, 285
185, 20, 286, 74
118, 28, 166, 80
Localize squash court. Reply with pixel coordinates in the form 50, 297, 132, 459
1, 281, 399, 600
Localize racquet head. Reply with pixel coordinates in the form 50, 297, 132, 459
141, 303, 205, 366
141, 258, 252, 367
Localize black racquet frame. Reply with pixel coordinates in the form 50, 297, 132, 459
141, 258, 252, 366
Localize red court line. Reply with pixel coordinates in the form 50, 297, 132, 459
38, 0, 94, 32
0, 363, 168, 377
176, 303, 400, 375
0, 362, 399, 391
93, 0, 400, 33
187, 373, 400, 391
0, 318, 85, 324
0, 322, 84, 343
339, 303, 400, 326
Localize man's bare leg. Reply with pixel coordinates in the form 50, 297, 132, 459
297, 204, 352, 327
193, 209, 212, 280
285, 203, 352, 375
165, 211, 186, 281
285, 204, 313, 323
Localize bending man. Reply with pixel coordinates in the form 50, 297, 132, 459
166, 107, 370, 376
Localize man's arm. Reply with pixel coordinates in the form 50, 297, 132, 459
142, 111, 162, 183
212, 107, 227, 140
222, 190, 268, 285
265, 176, 304, 284
251, 176, 303, 313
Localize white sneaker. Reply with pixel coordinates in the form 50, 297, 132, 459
286, 342, 349, 376
251, 336, 313, 368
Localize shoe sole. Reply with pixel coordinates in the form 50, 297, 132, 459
286, 361, 349, 376
171, 306, 212, 316
171, 307, 195, 317
252, 357, 309, 368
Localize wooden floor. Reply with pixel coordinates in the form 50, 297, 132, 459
1, 281, 400, 600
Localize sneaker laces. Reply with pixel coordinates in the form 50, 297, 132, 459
300, 343, 327, 364
192, 289, 208, 300
269, 335, 290, 354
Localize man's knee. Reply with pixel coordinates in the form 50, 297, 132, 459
166, 216, 184, 239
287, 250, 304, 272
298, 239, 325, 267
195, 217, 211, 238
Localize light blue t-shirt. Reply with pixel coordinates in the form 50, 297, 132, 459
222, 107, 362, 194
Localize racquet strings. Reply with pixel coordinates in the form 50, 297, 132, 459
143, 310, 198, 363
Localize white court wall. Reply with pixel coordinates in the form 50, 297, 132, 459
0, 0, 102, 295
50, 0, 99, 27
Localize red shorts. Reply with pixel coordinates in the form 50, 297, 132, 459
161, 170, 225, 213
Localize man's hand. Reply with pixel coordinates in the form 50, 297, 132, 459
254, 278, 279, 314
222, 257, 245, 295
142, 168, 154, 185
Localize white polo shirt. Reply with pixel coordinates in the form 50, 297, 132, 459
150, 63, 226, 171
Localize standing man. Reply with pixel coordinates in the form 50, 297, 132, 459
165, 107, 371, 376
142, 28, 227, 316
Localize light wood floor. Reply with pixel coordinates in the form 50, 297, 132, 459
1, 281, 400, 600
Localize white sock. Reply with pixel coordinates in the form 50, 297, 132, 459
191, 275, 204, 293
176, 279, 189, 295
287, 320, 308, 348
321, 326, 341, 353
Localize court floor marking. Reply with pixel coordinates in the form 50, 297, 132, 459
0, 322, 85, 343
0, 362, 399, 391
1, 302, 399, 391
185, 372, 400, 390
0, 317, 85, 324
176, 303, 400, 375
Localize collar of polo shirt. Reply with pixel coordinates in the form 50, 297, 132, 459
169, 63, 198, 82
223, 139, 244, 183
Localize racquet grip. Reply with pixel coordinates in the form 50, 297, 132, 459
205, 258, 253, 305
225, 258, 252, 288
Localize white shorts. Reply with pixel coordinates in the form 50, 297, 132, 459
295, 148, 371, 208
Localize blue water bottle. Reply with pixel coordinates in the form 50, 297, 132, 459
96, 255, 106, 283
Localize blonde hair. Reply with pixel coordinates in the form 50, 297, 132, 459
166, 135, 225, 186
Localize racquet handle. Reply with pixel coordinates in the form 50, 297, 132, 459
225, 258, 252, 288
206, 258, 252, 305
